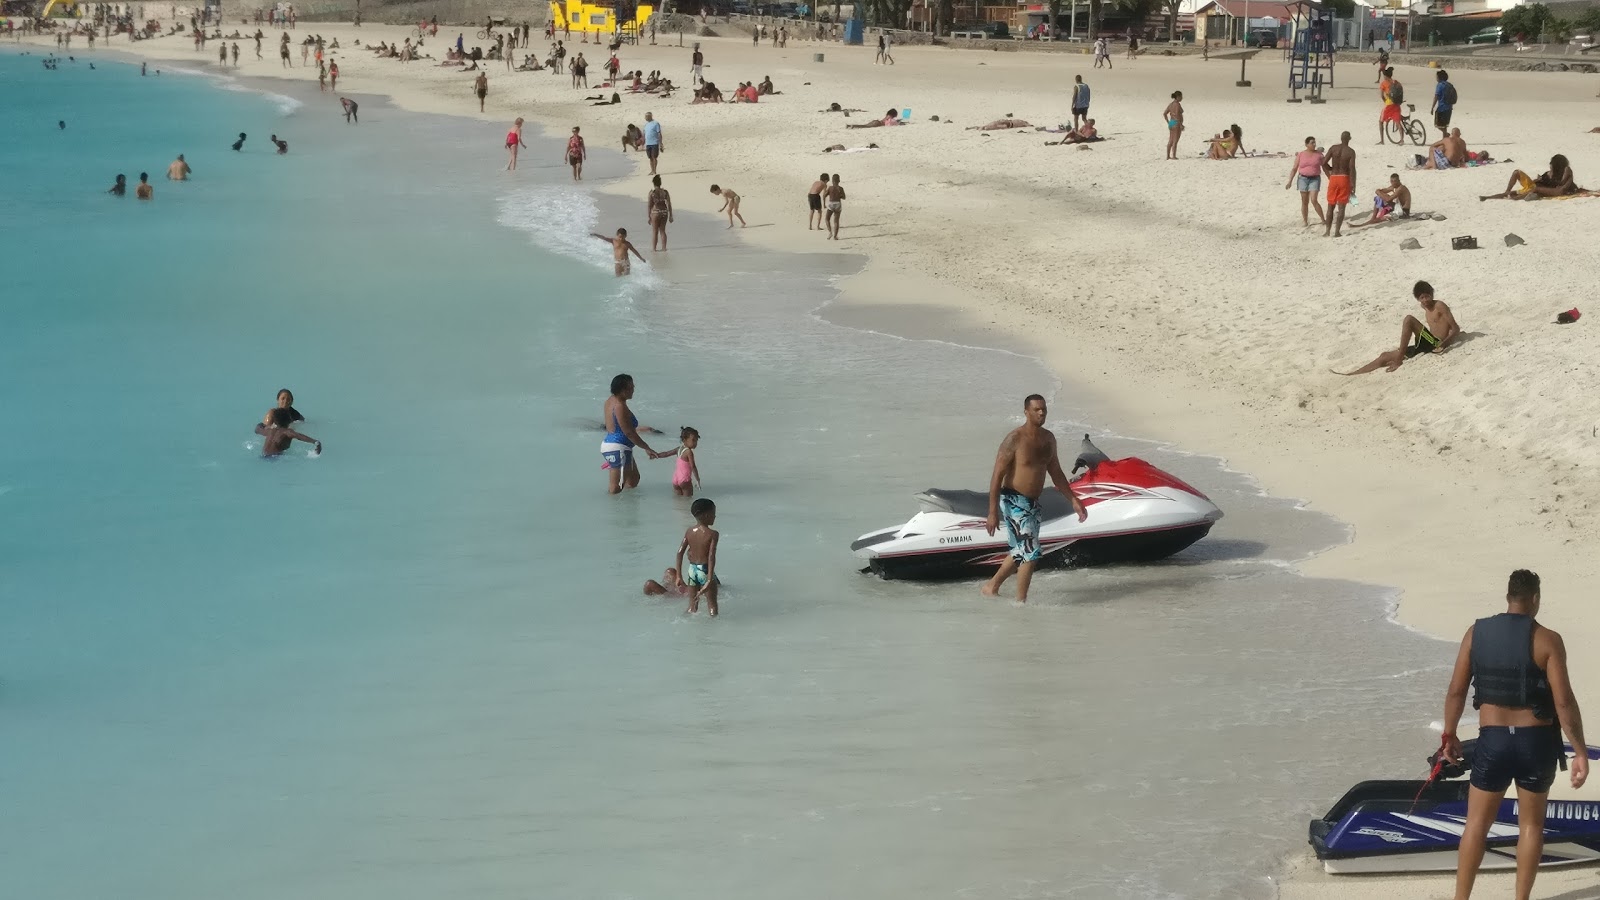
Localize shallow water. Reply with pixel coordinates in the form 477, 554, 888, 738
0, 50, 1453, 899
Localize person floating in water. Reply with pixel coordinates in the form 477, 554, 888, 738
58, 120, 66, 130
675, 498, 721, 616
255, 407, 321, 457
590, 227, 646, 277
135, 172, 153, 200
270, 134, 288, 154
642, 567, 690, 596
108, 174, 127, 196
232, 132, 247, 151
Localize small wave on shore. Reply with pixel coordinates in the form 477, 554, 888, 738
496, 185, 662, 289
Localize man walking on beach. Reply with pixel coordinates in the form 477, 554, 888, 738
474, 71, 488, 112
1440, 569, 1588, 900
643, 111, 663, 176
1378, 68, 1402, 145
1322, 131, 1355, 237
981, 394, 1087, 603
1432, 69, 1457, 132
1071, 75, 1091, 130
690, 44, 704, 85
808, 172, 828, 230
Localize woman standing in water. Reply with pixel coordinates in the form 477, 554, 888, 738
601, 374, 664, 494
1163, 91, 1184, 160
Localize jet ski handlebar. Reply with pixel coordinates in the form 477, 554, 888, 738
1071, 434, 1111, 474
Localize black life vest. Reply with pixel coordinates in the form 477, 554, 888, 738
1470, 612, 1556, 720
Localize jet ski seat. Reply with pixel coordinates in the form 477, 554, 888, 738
919, 489, 1075, 520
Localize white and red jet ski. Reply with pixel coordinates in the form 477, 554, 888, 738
851, 436, 1222, 580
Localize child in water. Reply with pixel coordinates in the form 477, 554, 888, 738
677, 498, 720, 616
672, 426, 702, 496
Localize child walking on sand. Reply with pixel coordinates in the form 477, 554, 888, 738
675, 498, 720, 616
671, 426, 702, 496
710, 184, 746, 228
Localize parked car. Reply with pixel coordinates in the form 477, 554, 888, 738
1466, 25, 1504, 45
978, 20, 1011, 39
1245, 28, 1278, 48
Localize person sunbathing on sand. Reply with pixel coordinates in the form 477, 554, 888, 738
849, 109, 905, 129
692, 82, 724, 103
820, 102, 867, 113
1423, 128, 1469, 169
1350, 173, 1411, 227
1333, 280, 1460, 375
967, 117, 1031, 131
824, 143, 879, 152
1205, 124, 1246, 159
1481, 154, 1582, 200
1048, 119, 1099, 145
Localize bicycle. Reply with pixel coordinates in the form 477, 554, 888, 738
477, 28, 493, 39
1386, 102, 1428, 146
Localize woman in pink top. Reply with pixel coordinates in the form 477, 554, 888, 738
1284, 135, 1328, 227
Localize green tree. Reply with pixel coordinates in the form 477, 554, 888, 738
1499, 2, 1551, 41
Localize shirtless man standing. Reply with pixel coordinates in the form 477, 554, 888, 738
646, 175, 673, 251
591, 227, 646, 276
1334, 280, 1461, 375
981, 394, 1088, 603
823, 174, 845, 240
166, 154, 191, 180
807, 172, 828, 230
1322, 131, 1356, 237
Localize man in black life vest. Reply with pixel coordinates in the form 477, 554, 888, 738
1441, 569, 1589, 899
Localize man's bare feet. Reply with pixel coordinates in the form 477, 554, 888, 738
980, 582, 999, 597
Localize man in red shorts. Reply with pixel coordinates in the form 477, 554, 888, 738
1323, 131, 1356, 237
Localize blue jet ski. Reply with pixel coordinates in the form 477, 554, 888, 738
1310, 739, 1600, 873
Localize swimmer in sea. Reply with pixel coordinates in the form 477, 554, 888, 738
166, 154, 192, 180
591, 227, 646, 277
676, 498, 721, 616
254, 407, 321, 457
232, 132, 247, 151
276, 388, 305, 422
135, 172, 153, 200
108, 174, 127, 196
643, 567, 691, 596
270, 134, 288, 154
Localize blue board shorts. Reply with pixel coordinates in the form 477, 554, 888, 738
999, 489, 1042, 563
600, 441, 633, 470
1471, 725, 1562, 793
684, 562, 709, 587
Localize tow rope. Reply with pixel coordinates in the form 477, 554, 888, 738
1409, 733, 1453, 814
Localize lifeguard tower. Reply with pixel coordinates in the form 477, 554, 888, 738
550, 0, 656, 40
1287, 0, 1333, 103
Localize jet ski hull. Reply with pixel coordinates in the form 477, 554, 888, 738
1310, 744, 1600, 874
851, 447, 1223, 580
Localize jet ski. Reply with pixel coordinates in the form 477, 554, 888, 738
850, 435, 1223, 580
1310, 739, 1600, 874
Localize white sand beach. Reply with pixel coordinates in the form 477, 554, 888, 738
36, 20, 1600, 896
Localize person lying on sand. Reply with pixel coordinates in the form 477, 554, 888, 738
849, 109, 905, 129
692, 82, 724, 103
1423, 128, 1469, 169
820, 102, 868, 113
967, 117, 1032, 131
823, 143, 879, 152
1333, 280, 1460, 375
1350, 173, 1412, 227
1481, 154, 1582, 200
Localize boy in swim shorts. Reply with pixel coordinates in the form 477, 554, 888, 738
674, 498, 721, 616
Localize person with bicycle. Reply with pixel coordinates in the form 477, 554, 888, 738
1378, 68, 1404, 145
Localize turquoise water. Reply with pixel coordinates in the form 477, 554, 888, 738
0, 51, 1453, 899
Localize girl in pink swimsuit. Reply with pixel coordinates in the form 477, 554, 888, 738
672, 426, 702, 496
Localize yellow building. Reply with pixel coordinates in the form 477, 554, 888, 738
550, 0, 656, 35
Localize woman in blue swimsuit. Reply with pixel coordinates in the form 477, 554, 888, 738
601, 373, 663, 494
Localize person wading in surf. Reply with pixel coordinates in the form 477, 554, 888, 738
981, 394, 1087, 603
